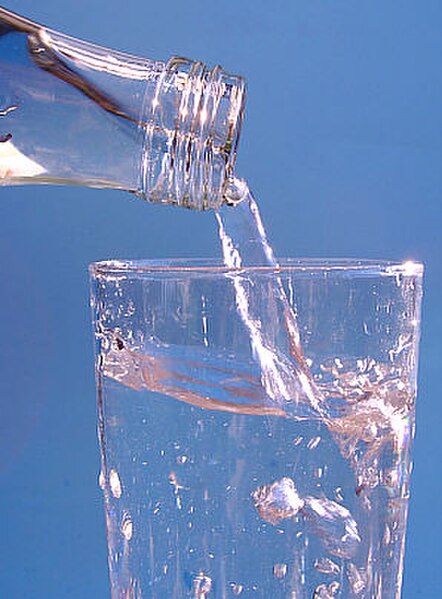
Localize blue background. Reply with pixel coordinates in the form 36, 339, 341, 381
0, 1, 440, 597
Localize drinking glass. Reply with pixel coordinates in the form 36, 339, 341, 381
90, 258, 423, 598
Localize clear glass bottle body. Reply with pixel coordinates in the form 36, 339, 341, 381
0, 7, 245, 209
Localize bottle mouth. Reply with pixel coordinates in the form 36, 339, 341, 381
203, 64, 247, 210
220, 70, 246, 188
141, 57, 246, 211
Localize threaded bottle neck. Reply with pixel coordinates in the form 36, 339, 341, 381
139, 57, 246, 210
0, 7, 246, 209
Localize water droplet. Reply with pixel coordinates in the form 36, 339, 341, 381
303, 497, 361, 559
109, 469, 122, 499
121, 513, 133, 541
193, 571, 212, 597
223, 176, 249, 206
252, 477, 304, 525
231, 583, 243, 595
314, 557, 340, 576
273, 563, 287, 579
346, 562, 366, 595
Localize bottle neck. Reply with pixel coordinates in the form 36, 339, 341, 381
141, 57, 246, 210
0, 7, 246, 209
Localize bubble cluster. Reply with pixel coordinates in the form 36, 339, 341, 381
252, 477, 361, 559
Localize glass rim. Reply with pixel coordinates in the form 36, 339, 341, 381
89, 258, 424, 277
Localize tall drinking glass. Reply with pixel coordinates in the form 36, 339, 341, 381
90, 259, 423, 598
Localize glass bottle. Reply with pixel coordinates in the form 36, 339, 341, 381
0, 7, 246, 209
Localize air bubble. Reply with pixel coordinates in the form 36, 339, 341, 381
252, 477, 304, 525
314, 557, 340, 576
121, 513, 133, 541
273, 563, 287, 579
313, 582, 340, 598
307, 436, 321, 450
346, 562, 366, 595
334, 487, 344, 502
109, 469, 122, 499
252, 477, 360, 559
193, 571, 212, 597
303, 497, 361, 559
231, 583, 243, 595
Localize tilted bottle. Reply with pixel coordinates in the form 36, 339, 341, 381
0, 7, 246, 209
